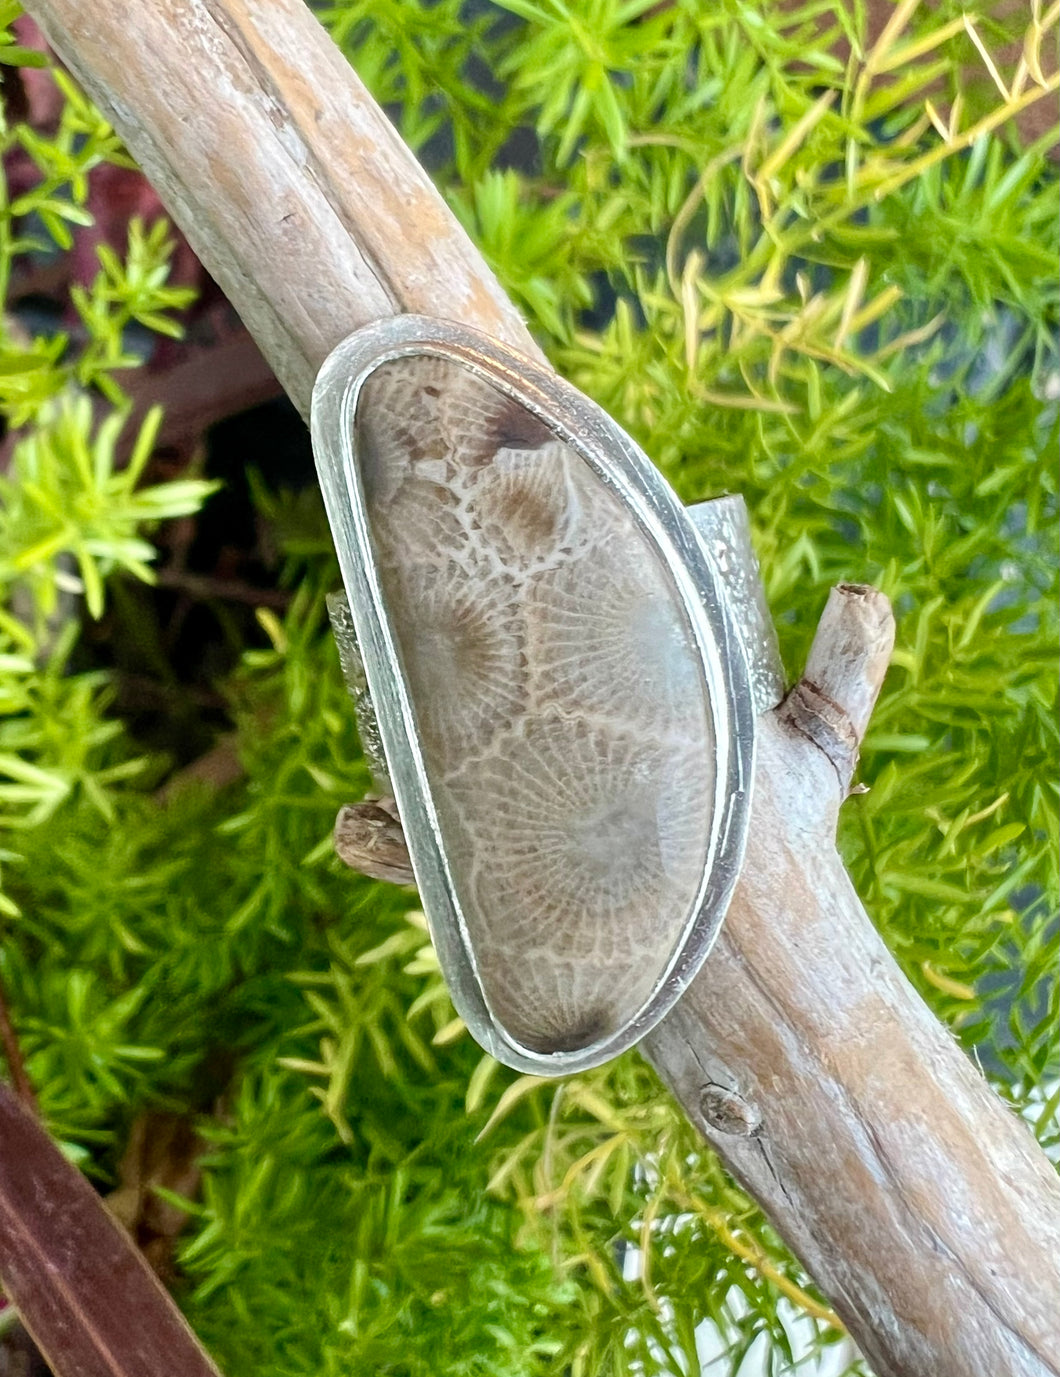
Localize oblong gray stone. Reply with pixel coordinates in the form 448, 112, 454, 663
356, 356, 716, 1053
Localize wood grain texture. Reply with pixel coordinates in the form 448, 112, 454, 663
19, 1, 1060, 1372
25, 0, 540, 413
0, 1085, 223, 1377
648, 737, 1060, 1377
644, 589, 1060, 1377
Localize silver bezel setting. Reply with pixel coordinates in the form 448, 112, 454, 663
311, 315, 756, 1075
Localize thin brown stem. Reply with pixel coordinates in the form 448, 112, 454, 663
0, 970, 37, 1115
155, 569, 292, 610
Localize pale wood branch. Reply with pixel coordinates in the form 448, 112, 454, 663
646, 587, 1060, 1377
334, 798, 413, 886
20, 2, 1060, 1374
778, 583, 895, 791
25, 0, 541, 415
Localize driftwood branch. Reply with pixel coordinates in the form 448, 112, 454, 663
777, 584, 894, 792
646, 587, 1060, 1377
334, 797, 413, 885
20, 0, 540, 414
20, 2, 1060, 1374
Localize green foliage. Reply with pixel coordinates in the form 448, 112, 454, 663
0, 3, 1056, 1376
0, 89, 213, 878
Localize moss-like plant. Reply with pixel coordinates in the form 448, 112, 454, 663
0, 1, 1056, 1374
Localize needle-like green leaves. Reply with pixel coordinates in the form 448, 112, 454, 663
0, 3, 1055, 1376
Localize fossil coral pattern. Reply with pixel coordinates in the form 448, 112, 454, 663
356, 357, 715, 1052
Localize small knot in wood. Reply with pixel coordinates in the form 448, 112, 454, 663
780, 679, 860, 791
699, 1083, 762, 1138
776, 584, 895, 796
334, 798, 414, 886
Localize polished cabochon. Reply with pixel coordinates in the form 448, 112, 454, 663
311, 316, 755, 1074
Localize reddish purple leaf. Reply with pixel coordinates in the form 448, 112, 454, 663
0, 1085, 223, 1377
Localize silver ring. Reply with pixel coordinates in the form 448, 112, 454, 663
311, 315, 756, 1074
